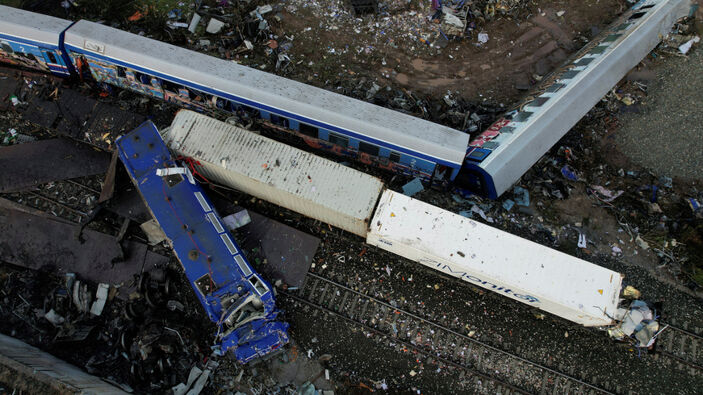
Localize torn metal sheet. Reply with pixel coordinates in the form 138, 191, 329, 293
21, 96, 59, 128
104, 187, 152, 223
233, 208, 319, 288
55, 89, 96, 138
0, 205, 167, 298
0, 138, 110, 192
99, 149, 119, 203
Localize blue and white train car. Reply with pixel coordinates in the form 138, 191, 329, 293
0, 5, 74, 76
116, 121, 289, 363
61, 19, 469, 184
0, 1, 691, 199
460, 0, 691, 198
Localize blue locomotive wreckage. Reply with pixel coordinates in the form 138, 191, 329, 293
116, 121, 289, 363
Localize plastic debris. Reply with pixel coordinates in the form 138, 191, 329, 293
206, 18, 225, 34
222, 210, 252, 230
590, 185, 623, 202
561, 165, 578, 181
577, 233, 587, 249
611, 245, 623, 256
402, 178, 424, 197
477, 32, 489, 44
512, 186, 530, 207
89, 283, 110, 316
608, 300, 659, 348
44, 309, 65, 326
471, 204, 493, 223
623, 285, 641, 299
635, 235, 650, 250
502, 199, 515, 211
678, 36, 699, 54
188, 13, 201, 34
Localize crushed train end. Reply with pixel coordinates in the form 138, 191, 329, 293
115, 120, 289, 363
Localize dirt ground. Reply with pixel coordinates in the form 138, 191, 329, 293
279, 0, 629, 104
1, 0, 702, 393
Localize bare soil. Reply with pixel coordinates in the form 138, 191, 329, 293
279, 0, 630, 104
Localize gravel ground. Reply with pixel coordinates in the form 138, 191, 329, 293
615, 48, 703, 180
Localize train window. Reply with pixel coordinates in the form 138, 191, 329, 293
358, 141, 379, 156
161, 79, 180, 93
249, 276, 269, 296
299, 123, 318, 138
116, 66, 126, 78
560, 70, 580, 80
389, 152, 401, 163
328, 133, 349, 148
629, 11, 646, 20
574, 57, 594, 67
271, 114, 289, 128
234, 255, 252, 277
134, 71, 150, 84
45, 51, 57, 64
603, 34, 622, 43
589, 45, 609, 55
527, 97, 549, 107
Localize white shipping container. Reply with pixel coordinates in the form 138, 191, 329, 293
162, 111, 384, 237
367, 190, 622, 326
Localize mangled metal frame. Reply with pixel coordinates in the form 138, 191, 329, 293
116, 121, 289, 363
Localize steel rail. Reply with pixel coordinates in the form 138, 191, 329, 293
289, 272, 615, 394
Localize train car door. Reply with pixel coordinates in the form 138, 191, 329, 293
41, 49, 69, 76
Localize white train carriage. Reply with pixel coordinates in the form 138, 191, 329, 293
162, 110, 385, 237
0, 5, 74, 76
61, 19, 469, 182
367, 190, 623, 326
461, 0, 692, 198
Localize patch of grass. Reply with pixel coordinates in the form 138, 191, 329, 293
0, 0, 23, 7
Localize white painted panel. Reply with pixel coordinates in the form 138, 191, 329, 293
0, 5, 74, 46
481, 0, 691, 197
162, 111, 384, 236
367, 190, 622, 326
63, 21, 468, 165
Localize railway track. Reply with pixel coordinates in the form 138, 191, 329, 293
282, 272, 616, 395
656, 323, 703, 374
3, 176, 103, 223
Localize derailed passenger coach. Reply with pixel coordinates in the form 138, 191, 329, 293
0, 0, 691, 199
116, 121, 289, 363
163, 110, 661, 345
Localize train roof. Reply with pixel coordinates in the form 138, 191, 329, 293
473, 0, 689, 197
368, 190, 622, 326
162, 110, 385, 237
0, 6, 73, 48
63, 19, 469, 166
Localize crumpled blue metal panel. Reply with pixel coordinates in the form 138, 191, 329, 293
116, 121, 288, 363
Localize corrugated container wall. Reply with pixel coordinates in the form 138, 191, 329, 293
162, 111, 384, 237
367, 190, 622, 327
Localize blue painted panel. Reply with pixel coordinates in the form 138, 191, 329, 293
116, 121, 289, 363
65, 44, 460, 168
